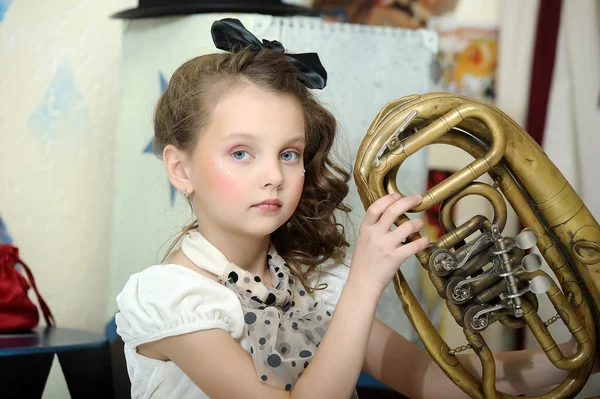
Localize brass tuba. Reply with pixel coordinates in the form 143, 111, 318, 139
353, 93, 600, 398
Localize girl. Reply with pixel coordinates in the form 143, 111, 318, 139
116, 18, 597, 399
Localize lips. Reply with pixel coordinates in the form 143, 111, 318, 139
253, 199, 282, 207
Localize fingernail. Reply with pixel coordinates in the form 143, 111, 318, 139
415, 195, 423, 201
392, 193, 401, 199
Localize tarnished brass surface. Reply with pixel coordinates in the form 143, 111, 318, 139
353, 93, 600, 398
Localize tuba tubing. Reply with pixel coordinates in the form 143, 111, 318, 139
353, 93, 600, 399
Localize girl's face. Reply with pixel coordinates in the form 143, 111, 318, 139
189, 83, 306, 238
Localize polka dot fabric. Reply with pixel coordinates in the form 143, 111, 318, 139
222, 250, 332, 390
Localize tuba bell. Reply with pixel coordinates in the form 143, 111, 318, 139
353, 93, 600, 398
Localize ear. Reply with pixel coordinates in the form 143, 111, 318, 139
163, 144, 194, 196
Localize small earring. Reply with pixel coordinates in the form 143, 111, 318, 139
301, 169, 305, 177
183, 189, 189, 199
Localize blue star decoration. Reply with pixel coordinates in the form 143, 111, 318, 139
0, 215, 13, 244
143, 72, 178, 206
29, 62, 89, 146
0, 0, 14, 23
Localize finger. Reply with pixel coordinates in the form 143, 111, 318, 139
362, 193, 402, 226
389, 218, 425, 245
396, 236, 430, 258
376, 195, 423, 233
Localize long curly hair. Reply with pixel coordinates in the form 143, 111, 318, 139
153, 48, 352, 291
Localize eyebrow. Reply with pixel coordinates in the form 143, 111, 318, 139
225, 132, 306, 144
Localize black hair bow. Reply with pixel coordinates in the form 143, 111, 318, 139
211, 18, 327, 90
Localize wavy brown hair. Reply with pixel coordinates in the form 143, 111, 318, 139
153, 48, 352, 291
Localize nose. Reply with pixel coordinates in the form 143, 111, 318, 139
261, 159, 284, 188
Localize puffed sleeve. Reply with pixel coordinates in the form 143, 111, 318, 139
115, 265, 245, 349
305, 256, 351, 313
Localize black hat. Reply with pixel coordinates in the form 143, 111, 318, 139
111, 0, 312, 19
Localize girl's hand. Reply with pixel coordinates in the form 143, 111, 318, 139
350, 193, 430, 292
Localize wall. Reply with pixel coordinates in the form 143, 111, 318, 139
0, 0, 135, 397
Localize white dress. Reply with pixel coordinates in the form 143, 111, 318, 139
115, 231, 352, 399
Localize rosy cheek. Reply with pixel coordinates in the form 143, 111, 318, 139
204, 160, 251, 199
212, 174, 245, 197
194, 156, 234, 195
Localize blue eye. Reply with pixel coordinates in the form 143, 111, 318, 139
281, 151, 299, 162
232, 150, 250, 160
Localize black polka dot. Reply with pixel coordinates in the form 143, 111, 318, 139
317, 315, 322, 321
281, 347, 288, 353
299, 290, 305, 296
326, 311, 331, 316
299, 350, 312, 358
245, 312, 257, 324
289, 312, 294, 317
259, 337, 266, 345
246, 289, 252, 293
278, 272, 284, 278
267, 254, 273, 260
285, 384, 292, 391
265, 320, 271, 325
266, 293, 277, 305
275, 267, 280, 272
254, 276, 261, 282
287, 290, 292, 295
283, 302, 291, 312
314, 302, 318, 308
251, 296, 263, 304
251, 347, 254, 354
289, 279, 294, 285
292, 322, 299, 330
304, 361, 309, 369
228, 271, 239, 283
261, 375, 268, 381
267, 354, 282, 368
291, 301, 296, 307
284, 262, 289, 267
292, 361, 296, 367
